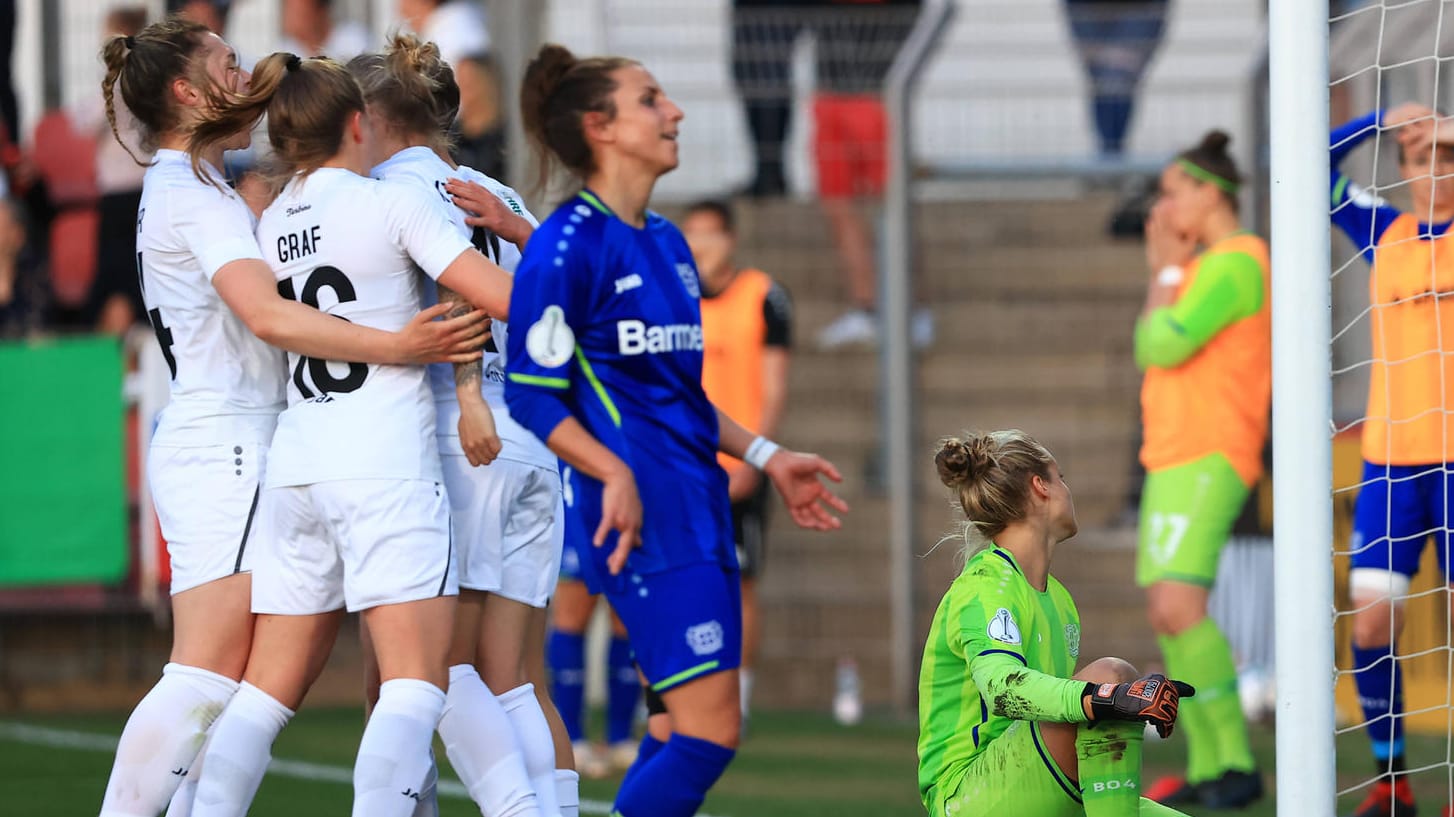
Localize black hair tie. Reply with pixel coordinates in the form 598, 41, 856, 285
285, 54, 302, 72
123, 35, 135, 48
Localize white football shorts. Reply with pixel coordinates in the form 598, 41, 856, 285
441, 455, 563, 607
251, 478, 457, 615
149, 442, 268, 596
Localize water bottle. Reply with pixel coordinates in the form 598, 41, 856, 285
833, 656, 863, 725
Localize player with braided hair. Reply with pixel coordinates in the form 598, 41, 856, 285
918, 429, 1194, 817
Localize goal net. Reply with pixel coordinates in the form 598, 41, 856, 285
1328, 1, 1454, 813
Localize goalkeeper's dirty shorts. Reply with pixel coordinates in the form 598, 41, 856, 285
926, 721, 1191, 817
1136, 452, 1250, 588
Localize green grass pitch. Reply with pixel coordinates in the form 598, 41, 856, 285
1, 708, 1449, 815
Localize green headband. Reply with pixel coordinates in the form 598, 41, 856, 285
1177, 158, 1239, 195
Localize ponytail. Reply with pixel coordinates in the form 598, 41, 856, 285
348, 33, 458, 152
99, 16, 211, 166
192, 53, 363, 185
519, 43, 635, 190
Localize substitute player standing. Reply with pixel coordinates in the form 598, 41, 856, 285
1331, 102, 1454, 817
169, 53, 514, 817
95, 21, 483, 817
682, 198, 793, 724
918, 430, 1194, 817
505, 43, 848, 817
1134, 131, 1269, 809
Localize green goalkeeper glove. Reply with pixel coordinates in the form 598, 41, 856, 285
1085, 673, 1196, 738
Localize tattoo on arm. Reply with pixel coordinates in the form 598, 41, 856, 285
438, 281, 483, 389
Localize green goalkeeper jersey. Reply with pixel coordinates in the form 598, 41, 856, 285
917, 545, 1088, 807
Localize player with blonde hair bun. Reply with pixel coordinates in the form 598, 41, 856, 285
918, 429, 1195, 817
350, 32, 577, 817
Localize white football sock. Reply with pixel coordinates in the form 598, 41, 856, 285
554, 769, 580, 817
99, 662, 238, 817
353, 678, 446, 817
408, 752, 439, 817
499, 684, 561, 817
190, 682, 294, 817
437, 665, 539, 817
163, 719, 218, 817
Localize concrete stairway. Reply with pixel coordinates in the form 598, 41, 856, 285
719, 193, 1162, 710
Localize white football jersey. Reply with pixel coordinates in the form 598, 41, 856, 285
256, 168, 473, 488
370, 147, 553, 469
137, 149, 285, 446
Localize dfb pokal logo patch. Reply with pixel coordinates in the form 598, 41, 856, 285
685, 620, 724, 656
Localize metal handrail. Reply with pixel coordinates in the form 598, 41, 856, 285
881, 0, 955, 715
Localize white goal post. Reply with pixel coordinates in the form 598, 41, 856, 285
1270, 0, 1337, 814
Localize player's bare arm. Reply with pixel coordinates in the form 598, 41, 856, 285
214, 258, 487, 365
714, 406, 848, 530
437, 280, 501, 467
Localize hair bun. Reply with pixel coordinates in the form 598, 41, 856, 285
528, 44, 577, 104
1199, 129, 1231, 156
935, 437, 973, 488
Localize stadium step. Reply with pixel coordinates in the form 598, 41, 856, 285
682, 192, 1158, 708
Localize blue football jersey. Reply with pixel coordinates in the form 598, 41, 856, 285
505, 191, 734, 588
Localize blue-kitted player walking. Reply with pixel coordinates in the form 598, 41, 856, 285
504, 43, 849, 817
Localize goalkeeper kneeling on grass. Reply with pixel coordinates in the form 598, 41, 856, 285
918, 430, 1194, 817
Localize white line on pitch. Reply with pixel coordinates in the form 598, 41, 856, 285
0, 721, 728, 817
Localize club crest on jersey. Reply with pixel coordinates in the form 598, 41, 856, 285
685, 620, 724, 656
987, 607, 1022, 645
676, 263, 701, 298
1065, 623, 1080, 658
526, 305, 575, 368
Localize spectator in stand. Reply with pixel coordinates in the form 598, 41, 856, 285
732, 0, 809, 198
449, 52, 507, 182
73, 4, 149, 335
683, 199, 793, 725
0, 0, 16, 147
400, 0, 490, 68
1064, 0, 1169, 237
0, 198, 46, 339
1064, 0, 1168, 159
811, 0, 927, 350
279, 0, 371, 61
168, 0, 230, 37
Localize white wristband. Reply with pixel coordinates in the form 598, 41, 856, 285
743, 436, 781, 471
1157, 265, 1184, 286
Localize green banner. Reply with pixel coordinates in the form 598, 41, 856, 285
0, 336, 128, 586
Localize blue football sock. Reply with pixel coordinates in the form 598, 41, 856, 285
617, 732, 665, 794
548, 629, 586, 742
606, 638, 640, 744
1352, 643, 1405, 770
612, 734, 734, 817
